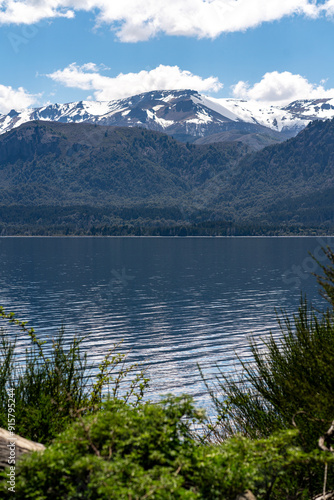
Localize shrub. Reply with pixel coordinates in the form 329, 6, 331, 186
3, 396, 331, 499
201, 247, 334, 496
0, 307, 149, 444
5, 397, 205, 499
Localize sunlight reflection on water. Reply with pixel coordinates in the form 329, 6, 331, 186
0, 236, 332, 413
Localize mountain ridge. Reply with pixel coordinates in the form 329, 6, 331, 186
2, 89, 334, 147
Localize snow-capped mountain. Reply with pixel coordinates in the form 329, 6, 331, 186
218, 97, 334, 135
0, 90, 260, 143
1, 90, 334, 144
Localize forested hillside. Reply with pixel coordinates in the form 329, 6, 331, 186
0, 118, 333, 235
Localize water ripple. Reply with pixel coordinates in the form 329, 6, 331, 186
0, 236, 332, 413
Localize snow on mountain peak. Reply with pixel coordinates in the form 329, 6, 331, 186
1, 90, 334, 143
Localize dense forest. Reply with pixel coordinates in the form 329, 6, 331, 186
0, 118, 333, 235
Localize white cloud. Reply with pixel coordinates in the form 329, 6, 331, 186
0, 0, 325, 41
0, 84, 39, 114
0, 1, 74, 25
322, 0, 334, 16
46, 63, 223, 100
232, 71, 334, 105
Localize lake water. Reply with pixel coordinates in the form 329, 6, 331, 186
0, 236, 333, 411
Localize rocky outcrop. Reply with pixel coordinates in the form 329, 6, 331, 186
0, 427, 45, 469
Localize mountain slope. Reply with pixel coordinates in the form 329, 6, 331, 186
0, 118, 334, 234
212, 97, 334, 134
0, 120, 247, 206
220, 118, 334, 224
3, 90, 332, 147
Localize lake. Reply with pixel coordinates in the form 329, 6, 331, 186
0, 236, 333, 411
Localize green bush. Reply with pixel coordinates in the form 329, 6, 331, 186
0, 307, 149, 444
203, 300, 334, 443
201, 247, 334, 496
5, 397, 206, 499
3, 396, 331, 500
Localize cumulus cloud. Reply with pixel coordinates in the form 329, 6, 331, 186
232, 71, 334, 105
47, 63, 223, 100
0, 84, 39, 114
322, 0, 334, 16
0, 1, 74, 25
0, 0, 325, 41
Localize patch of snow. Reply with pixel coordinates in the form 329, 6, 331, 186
82, 101, 115, 116
192, 95, 239, 122
187, 111, 212, 124
162, 93, 178, 103
153, 116, 175, 129
101, 107, 128, 118
213, 99, 304, 132
152, 104, 165, 111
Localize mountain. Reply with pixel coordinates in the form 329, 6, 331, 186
2, 90, 333, 148
0, 120, 247, 206
215, 97, 334, 135
0, 118, 333, 235
226, 117, 334, 224
193, 129, 283, 151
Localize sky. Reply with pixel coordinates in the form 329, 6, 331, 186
1, 0, 334, 114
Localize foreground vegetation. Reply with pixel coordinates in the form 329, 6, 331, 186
5, 399, 331, 499
0, 248, 334, 498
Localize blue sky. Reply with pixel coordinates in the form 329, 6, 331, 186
1, 1, 334, 113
